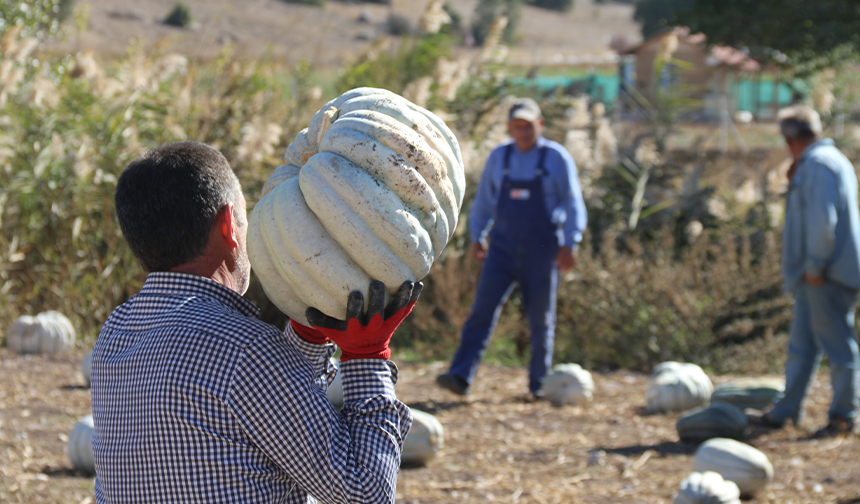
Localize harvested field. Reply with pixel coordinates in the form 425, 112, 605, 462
2, 348, 859, 503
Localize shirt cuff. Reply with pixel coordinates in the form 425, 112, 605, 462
284, 323, 336, 371
340, 359, 399, 403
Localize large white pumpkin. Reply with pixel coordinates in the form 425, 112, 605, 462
674, 471, 741, 504
541, 363, 594, 407
693, 438, 773, 497
249, 87, 465, 324
67, 415, 95, 475
646, 361, 713, 414
402, 408, 443, 466
82, 350, 93, 387
6, 311, 76, 354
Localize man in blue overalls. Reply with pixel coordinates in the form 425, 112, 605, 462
436, 98, 587, 400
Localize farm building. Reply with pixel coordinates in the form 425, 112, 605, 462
616, 27, 799, 121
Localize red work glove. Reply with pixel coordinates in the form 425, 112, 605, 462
304, 280, 423, 361
290, 319, 330, 345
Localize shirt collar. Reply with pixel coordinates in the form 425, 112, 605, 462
512, 136, 546, 154
799, 137, 834, 161
139, 271, 261, 318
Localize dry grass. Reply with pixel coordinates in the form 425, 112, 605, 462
3, 348, 859, 504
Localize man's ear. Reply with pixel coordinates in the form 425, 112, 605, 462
217, 202, 240, 249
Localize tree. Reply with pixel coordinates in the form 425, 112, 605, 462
633, 0, 688, 39
472, 0, 522, 46
529, 0, 574, 13
634, 0, 860, 72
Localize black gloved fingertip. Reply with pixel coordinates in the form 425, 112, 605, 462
346, 290, 364, 320
410, 281, 424, 302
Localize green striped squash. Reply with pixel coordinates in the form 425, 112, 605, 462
677, 402, 748, 444
711, 378, 784, 410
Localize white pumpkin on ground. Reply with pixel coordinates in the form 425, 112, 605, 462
82, 350, 94, 387
6, 311, 76, 354
541, 363, 594, 407
249, 87, 465, 324
326, 358, 344, 410
711, 378, 785, 410
693, 438, 773, 497
402, 408, 443, 466
68, 415, 95, 475
646, 361, 713, 413
676, 402, 748, 444
674, 471, 741, 504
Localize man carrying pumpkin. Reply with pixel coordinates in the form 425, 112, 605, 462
90, 141, 419, 503
753, 105, 860, 438
436, 98, 587, 401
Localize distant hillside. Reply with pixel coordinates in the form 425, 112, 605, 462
47, 0, 640, 68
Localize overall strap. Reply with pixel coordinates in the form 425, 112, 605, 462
535, 146, 548, 177
502, 143, 514, 176
503, 144, 548, 176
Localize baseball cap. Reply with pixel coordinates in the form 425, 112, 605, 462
508, 98, 542, 122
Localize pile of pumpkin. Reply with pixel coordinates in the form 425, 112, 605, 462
647, 361, 783, 503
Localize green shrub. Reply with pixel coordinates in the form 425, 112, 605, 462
472, 0, 522, 46
57, 0, 76, 21
386, 13, 411, 36
337, 33, 452, 94
163, 3, 192, 28
442, 2, 464, 35
0, 0, 66, 37
529, 0, 574, 12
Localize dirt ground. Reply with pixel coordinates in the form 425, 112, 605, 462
1, 348, 859, 504
45, 0, 639, 67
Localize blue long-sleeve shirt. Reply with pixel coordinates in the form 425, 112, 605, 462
469, 137, 587, 248
782, 138, 860, 292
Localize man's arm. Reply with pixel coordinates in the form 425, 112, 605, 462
230, 282, 419, 503
469, 148, 502, 248
803, 160, 841, 281
554, 147, 588, 251
229, 326, 410, 504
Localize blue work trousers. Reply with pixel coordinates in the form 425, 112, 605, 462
448, 235, 558, 394
771, 280, 860, 424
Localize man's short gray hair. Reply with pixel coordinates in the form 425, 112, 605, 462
778, 105, 822, 140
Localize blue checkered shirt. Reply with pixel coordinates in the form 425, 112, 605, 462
90, 272, 412, 503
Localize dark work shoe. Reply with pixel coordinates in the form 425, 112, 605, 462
522, 390, 544, 403
748, 411, 785, 429
436, 373, 469, 396
812, 416, 856, 439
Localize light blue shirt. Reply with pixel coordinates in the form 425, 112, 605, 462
782, 138, 860, 292
469, 137, 587, 248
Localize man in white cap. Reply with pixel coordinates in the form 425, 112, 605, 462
436, 97, 587, 400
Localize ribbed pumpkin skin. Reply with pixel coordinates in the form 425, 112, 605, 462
250, 87, 465, 324
674, 471, 741, 504
82, 351, 93, 388
6, 311, 76, 354
402, 408, 444, 466
541, 363, 594, 407
676, 402, 748, 444
711, 378, 785, 410
693, 438, 773, 497
646, 362, 713, 413
67, 415, 95, 475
